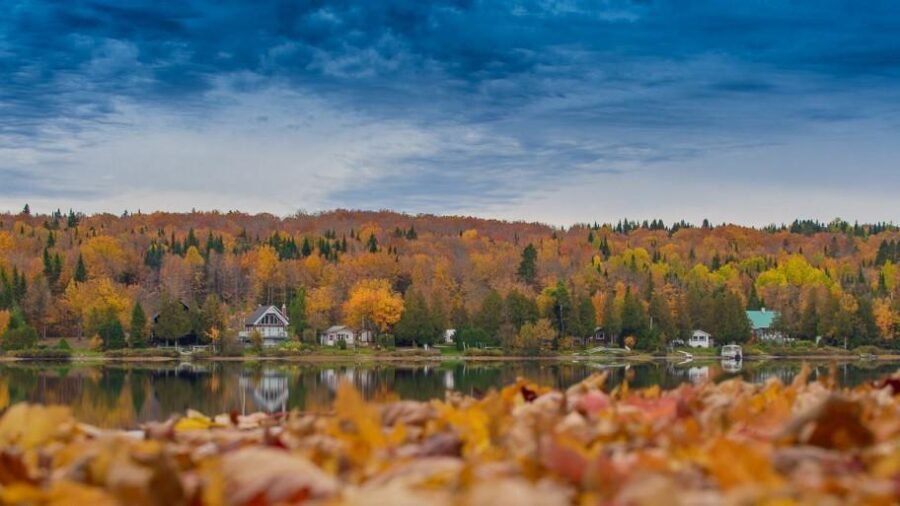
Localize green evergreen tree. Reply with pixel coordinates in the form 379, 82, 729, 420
98, 313, 127, 351
648, 291, 675, 346
516, 243, 538, 286
394, 290, 435, 346
798, 291, 819, 340
288, 287, 308, 339
74, 254, 88, 283
475, 289, 504, 345
571, 295, 597, 339
716, 290, 751, 344
1, 307, 37, 351
505, 290, 539, 330
430, 295, 448, 340
620, 287, 648, 347
154, 294, 192, 346
129, 302, 148, 348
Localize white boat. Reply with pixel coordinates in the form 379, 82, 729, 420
721, 344, 743, 360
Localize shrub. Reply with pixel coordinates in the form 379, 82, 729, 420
376, 348, 440, 358
0, 308, 38, 351
7, 349, 72, 360
338, 337, 347, 350
55, 339, 72, 350
463, 348, 504, 357
97, 317, 127, 351
250, 329, 264, 352
104, 348, 179, 359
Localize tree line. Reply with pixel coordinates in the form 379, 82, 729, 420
0, 207, 896, 352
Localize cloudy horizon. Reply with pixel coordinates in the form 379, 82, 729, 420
2, 1, 899, 226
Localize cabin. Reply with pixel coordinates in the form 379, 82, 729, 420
576, 327, 611, 347
240, 305, 290, 347
746, 309, 783, 341
689, 329, 713, 348
320, 325, 373, 347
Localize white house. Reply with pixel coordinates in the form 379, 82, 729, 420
443, 329, 456, 344
240, 305, 290, 347
689, 329, 714, 349
320, 325, 373, 347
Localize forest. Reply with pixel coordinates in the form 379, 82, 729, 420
0, 207, 897, 352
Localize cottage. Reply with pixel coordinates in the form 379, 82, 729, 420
240, 305, 290, 347
320, 325, 373, 347
746, 309, 783, 341
689, 329, 713, 348
575, 327, 611, 348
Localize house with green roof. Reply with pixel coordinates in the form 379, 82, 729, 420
746, 309, 783, 341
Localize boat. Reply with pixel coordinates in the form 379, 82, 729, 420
721, 344, 743, 361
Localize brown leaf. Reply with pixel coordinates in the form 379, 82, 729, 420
0, 404, 73, 450
778, 394, 875, 450
380, 401, 434, 427
219, 447, 337, 505
521, 386, 538, 403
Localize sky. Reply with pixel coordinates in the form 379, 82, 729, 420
1, 0, 899, 226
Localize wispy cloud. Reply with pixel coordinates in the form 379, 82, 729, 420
0, 1, 898, 222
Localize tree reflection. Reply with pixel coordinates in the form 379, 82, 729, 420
0, 359, 897, 427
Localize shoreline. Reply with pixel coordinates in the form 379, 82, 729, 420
2, 353, 899, 364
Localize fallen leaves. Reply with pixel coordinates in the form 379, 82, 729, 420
0, 371, 898, 505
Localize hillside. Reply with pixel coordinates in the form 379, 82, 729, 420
0, 209, 897, 349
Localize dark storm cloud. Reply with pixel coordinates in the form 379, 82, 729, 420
1, 0, 899, 213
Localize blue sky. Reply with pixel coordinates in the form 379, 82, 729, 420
1, 0, 899, 225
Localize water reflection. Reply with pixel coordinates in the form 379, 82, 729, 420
0, 360, 896, 428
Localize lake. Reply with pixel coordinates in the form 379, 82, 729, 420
2, 359, 898, 427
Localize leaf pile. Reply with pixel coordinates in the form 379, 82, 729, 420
1, 367, 899, 505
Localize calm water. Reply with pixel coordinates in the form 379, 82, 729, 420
1, 360, 897, 427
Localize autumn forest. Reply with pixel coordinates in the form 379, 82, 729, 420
0, 208, 898, 353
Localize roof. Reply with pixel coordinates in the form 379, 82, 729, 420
692, 329, 711, 336
747, 310, 778, 329
245, 305, 289, 326
324, 325, 350, 333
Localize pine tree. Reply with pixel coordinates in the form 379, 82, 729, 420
98, 314, 127, 351
505, 290, 538, 330
74, 254, 88, 283
129, 302, 148, 348
516, 243, 538, 286
367, 233, 379, 253
475, 290, 504, 345
288, 287, 307, 338
394, 290, 434, 346
620, 287, 648, 344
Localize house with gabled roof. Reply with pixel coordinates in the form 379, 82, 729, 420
239, 304, 290, 347
746, 308, 783, 341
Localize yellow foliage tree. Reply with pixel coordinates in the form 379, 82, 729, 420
64, 278, 132, 335
81, 236, 129, 279
0, 310, 10, 335
253, 245, 281, 304
342, 279, 404, 333
873, 299, 896, 339
306, 286, 336, 334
